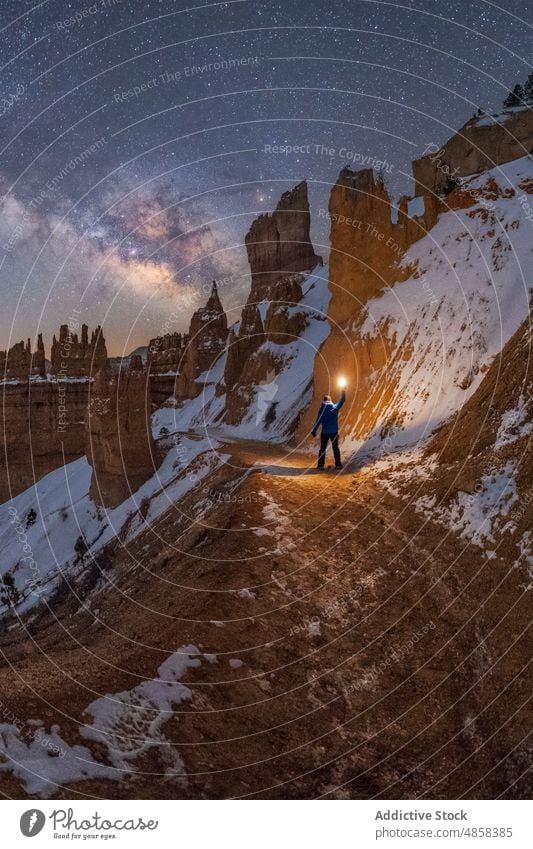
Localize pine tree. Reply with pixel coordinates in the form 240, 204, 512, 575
25, 508, 37, 528
504, 83, 524, 108
74, 535, 89, 563
524, 71, 533, 103
0, 572, 21, 607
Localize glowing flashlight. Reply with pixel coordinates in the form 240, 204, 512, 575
338, 376, 347, 389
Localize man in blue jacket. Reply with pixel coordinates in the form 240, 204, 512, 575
311, 389, 346, 470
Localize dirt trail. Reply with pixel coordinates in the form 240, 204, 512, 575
0, 438, 530, 799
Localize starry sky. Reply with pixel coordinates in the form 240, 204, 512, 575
1, 0, 532, 355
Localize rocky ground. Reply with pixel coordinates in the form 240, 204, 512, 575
0, 436, 530, 800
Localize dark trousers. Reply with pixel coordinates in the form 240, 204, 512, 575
318, 432, 341, 468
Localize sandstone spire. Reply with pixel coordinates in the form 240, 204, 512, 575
223, 181, 322, 406
175, 282, 228, 400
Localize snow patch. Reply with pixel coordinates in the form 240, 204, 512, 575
416, 462, 518, 546
82, 644, 200, 774
495, 395, 532, 449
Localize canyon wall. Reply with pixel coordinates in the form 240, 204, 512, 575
0, 380, 92, 504
299, 167, 438, 439
85, 360, 156, 508
300, 110, 533, 453
0, 326, 108, 503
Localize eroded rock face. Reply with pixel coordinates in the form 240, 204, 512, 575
146, 333, 189, 406
325, 168, 439, 324
0, 336, 45, 380
412, 107, 533, 196
413, 308, 533, 577
147, 332, 188, 375
147, 335, 181, 406
223, 182, 322, 423
175, 282, 228, 400
85, 362, 155, 508
0, 380, 90, 503
301, 118, 533, 451
0, 326, 108, 502
51, 324, 107, 378
299, 167, 438, 437
245, 181, 320, 292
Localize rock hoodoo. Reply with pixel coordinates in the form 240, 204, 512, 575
51, 323, 107, 378
0, 335, 45, 380
147, 332, 189, 406
147, 332, 188, 374
223, 181, 322, 422
245, 180, 321, 292
175, 282, 228, 400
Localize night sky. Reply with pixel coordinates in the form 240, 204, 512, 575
1, 0, 531, 355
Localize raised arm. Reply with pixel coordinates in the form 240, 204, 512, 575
334, 390, 346, 411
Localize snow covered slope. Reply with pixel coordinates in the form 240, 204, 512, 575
0, 437, 227, 614
368, 312, 532, 573
154, 264, 331, 441
349, 156, 533, 459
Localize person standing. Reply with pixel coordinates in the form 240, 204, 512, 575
311, 389, 346, 469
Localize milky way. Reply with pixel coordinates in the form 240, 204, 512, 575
0, 0, 531, 354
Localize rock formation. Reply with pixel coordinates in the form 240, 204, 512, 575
85, 359, 156, 508
147, 332, 188, 374
146, 333, 189, 406
175, 282, 228, 400
51, 324, 107, 378
299, 97, 533, 447
0, 324, 108, 503
245, 180, 320, 293
223, 181, 322, 423
0, 380, 91, 503
298, 166, 438, 437
385, 305, 532, 607
0, 335, 45, 380
412, 106, 533, 196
